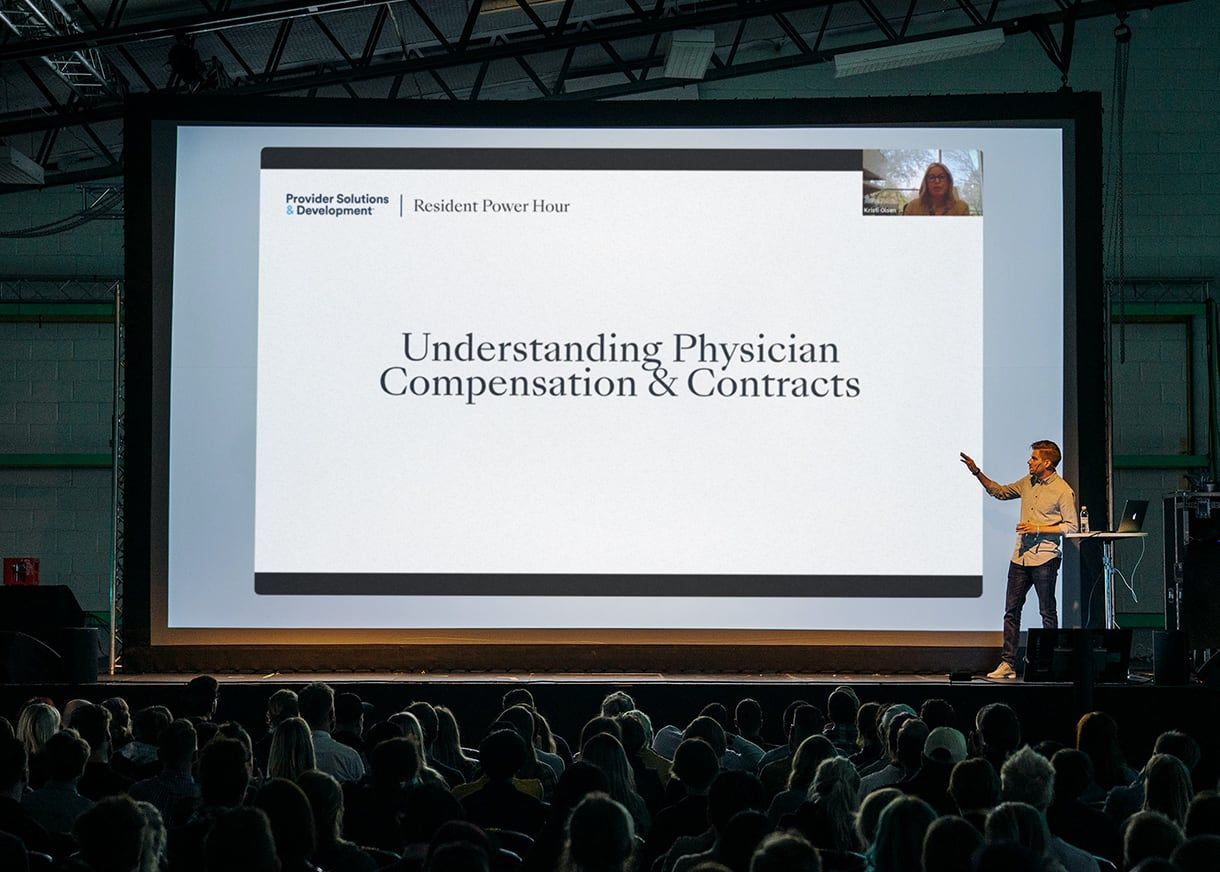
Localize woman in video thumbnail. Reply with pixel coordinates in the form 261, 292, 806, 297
903, 162, 971, 216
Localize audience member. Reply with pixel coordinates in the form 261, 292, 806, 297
203, 806, 279, 872
74, 702, 134, 800
22, 727, 94, 833
1172, 834, 1220, 872
645, 739, 718, 868
899, 725, 967, 815
128, 718, 200, 825
973, 703, 1021, 772
661, 770, 766, 872
299, 682, 364, 783
849, 701, 883, 771
824, 689, 860, 755
789, 756, 860, 853
765, 734, 835, 823
433, 705, 480, 783
267, 716, 317, 782
1124, 810, 1185, 869
856, 786, 904, 851
1046, 748, 1121, 863
16, 702, 60, 788
253, 689, 299, 774
526, 761, 608, 872
1185, 790, 1220, 838
184, 676, 220, 727
118, 706, 172, 780
578, 731, 650, 834
733, 699, 766, 749
716, 809, 770, 872
999, 744, 1099, 871
922, 814, 981, 872
253, 777, 317, 872
859, 718, 928, 800
748, 831, 820, 872
870, 795, 936, 872
601, 691, 637, 718
1141, 753, 1193, 827
948, 757, 1000, 832
1076, 711, 1136, 793
459, 728, 546, 836
564, 793, 635, 872
72, 794, 147, 872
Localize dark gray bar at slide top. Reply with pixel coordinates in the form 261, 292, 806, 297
255, 573, 982, 597
259, 147, 864, 172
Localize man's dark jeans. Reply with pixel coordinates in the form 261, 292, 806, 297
1002, 558, 1060, 666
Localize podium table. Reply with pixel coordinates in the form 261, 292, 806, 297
1066, 532, 1148, 629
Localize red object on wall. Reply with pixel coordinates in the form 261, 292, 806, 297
3, 557, 40, 585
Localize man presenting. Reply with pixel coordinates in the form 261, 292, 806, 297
960, 441, 1078, 680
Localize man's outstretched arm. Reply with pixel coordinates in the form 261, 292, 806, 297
960, 452, 1019, 499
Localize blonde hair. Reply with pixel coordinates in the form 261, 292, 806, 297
267, 716, 315, 782
18, 703, 61, 757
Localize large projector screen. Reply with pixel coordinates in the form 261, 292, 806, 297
126, 97, 1102, 648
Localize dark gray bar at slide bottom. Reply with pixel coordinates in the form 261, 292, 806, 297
260, 147, 863, 172
255, 574, 981, 597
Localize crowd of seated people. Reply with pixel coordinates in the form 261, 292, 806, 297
0, 677, 1218, 872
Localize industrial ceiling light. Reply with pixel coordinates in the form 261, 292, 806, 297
663, 29, 716, 80
834, 29, 1005, 77
0, 143, 45, 186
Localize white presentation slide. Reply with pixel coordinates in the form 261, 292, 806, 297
166, 125, 1064, 632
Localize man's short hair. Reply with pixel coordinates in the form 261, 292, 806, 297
600, 691, 636, 717
185, 675, 220, 718
479, 728, 526, 781
1186, 791, 1220, 839
1050, 748, 1093, 802
749, 831, 820, 872
266, 689, 299, 725
790, 705, 824, 745
826, 690, 857, 725
682, 716, 727, 760
297, 682, 335, 730
671, 738, 719, 792
1125, 811, 1186, 869
44, 729, 90, 781
1154, 731, 1201, 772
1173, 835, 1220, 872
1000, 745, 1055, 812
198, 736, 251, 807
205, 807, 279, 872
949, 758, 1000, 813
501, 688, 534, 710
1031, 439, 1062, 469
159, 719, 198, 768
734, 699, 763, 735
71, 704, 111, 755
579, 715, 621, 749
370, 737, 420, 782
334, 692, 363, 725
133, 706, 172, 744
74, 795, 146, 872
896, 719, 930, 769
976, 702, 1021, 756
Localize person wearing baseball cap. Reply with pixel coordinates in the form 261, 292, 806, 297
898, 727, 968, 816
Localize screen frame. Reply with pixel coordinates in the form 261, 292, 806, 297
123, 93, 1104, 670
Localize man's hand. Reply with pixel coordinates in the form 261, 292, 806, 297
1016, 522, 1038, 534
960, 452, 980, 475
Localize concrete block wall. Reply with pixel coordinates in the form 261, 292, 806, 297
0, 320, 115, 616
0, 1, 1214, 634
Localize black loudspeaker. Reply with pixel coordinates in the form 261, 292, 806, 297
0, 586, 93, 682
1183, 522, 1220, 649
1153, 630, 1190, 685
1023, 629, 1133, 683
0, 631, 63, 683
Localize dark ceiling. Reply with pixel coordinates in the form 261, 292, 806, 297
0, 0, 1192, 190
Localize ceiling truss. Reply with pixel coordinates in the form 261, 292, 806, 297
0, 0, 1194, 191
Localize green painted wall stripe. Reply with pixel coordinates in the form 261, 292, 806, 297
0, 302, 114, 322
1116, 613, 1164, 629
1113, 455, 1208, 469
0, 453, 112, 469
1110, 302, 1207, 318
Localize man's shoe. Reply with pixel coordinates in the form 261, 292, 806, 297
986, 662, 1017, 680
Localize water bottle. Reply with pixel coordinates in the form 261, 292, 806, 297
1080, 506, 1090, 533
